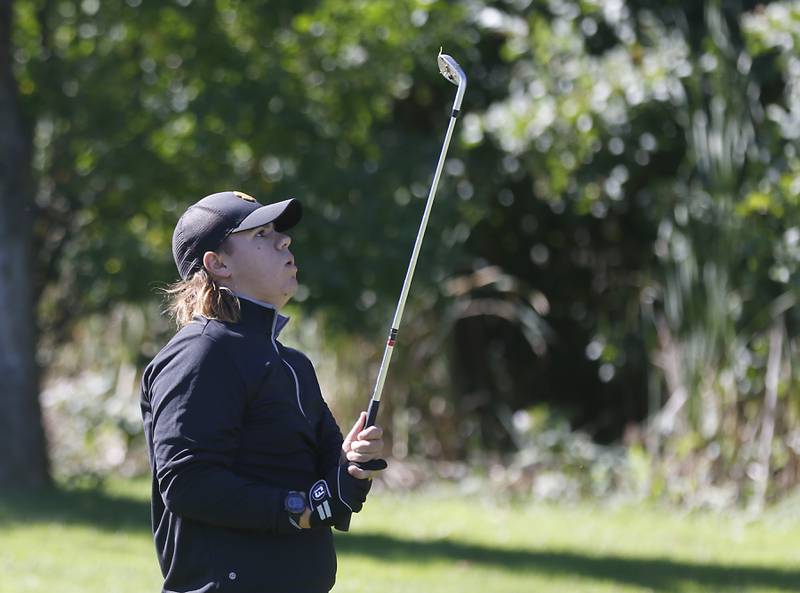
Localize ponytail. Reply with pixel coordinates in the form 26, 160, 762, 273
163, 268, 241, 327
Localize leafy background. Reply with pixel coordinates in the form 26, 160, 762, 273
9, 0, 800, 510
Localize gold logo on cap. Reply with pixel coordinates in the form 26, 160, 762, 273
233, 191, 257, 203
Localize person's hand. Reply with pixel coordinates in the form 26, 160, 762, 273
307, 464, 372, 527
341, 411, 387, 479
298, 507, 312, 529
305, 412, 388, 530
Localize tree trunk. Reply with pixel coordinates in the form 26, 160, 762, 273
0, 0, 50, 488
749, 318, 783, 514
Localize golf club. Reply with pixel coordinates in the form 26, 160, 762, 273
364, 51, 467, 432
335, 51, 466, 531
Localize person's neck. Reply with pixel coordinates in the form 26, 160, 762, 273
235, 292, 279, 311
234, 292, 291, 338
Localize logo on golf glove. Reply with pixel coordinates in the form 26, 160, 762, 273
310, 480, 334, 522
307, 465, 372, 528
311, 482, 328, 502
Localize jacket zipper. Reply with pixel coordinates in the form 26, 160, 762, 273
270, 313, 307, 419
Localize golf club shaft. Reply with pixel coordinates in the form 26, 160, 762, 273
363, 109, 461, 430
334, 54, 465, 532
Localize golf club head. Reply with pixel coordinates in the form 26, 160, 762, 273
437, 51, 467, 112
437, 53, 464, 86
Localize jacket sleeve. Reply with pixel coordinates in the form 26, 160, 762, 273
316, 397, 345, 474
284, 347, 344, 474
148, 334, 293, 533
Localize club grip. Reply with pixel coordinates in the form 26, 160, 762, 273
364, 399, 381, 428
333, 401, 382, 533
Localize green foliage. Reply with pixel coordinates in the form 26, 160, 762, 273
39, 303, 167, 480
12, 0, 800, 505
13, 0, 479, 335
455, 0, 800, 504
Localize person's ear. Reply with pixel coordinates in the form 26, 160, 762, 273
202, 250, 231, 280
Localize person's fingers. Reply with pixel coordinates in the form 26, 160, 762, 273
346, 447, 386, 462
346, 451, 375, 463
343, 412, 367, 448
357, 425, 383, 441
349, 439, 383, 455
347, 464, 372, 480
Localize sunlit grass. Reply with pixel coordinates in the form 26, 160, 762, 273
1, 479, 798, 593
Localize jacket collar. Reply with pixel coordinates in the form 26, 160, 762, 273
236, 295, 290, 338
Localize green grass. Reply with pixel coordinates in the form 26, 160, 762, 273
1, 479, 798, 593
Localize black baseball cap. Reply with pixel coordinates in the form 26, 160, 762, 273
172, 190, 302, 280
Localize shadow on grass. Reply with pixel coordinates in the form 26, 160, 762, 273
2, 486, 798, 591
0, 483, 151, 532
336, 532, 800, 592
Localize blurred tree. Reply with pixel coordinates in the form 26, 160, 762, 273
12, 0, 479, 475
0, 0, 49, 487
12, 0, 476, 336
455, 0, 800, 502
8, 0, 800, 504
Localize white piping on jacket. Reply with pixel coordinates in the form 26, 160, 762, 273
270, 311, 307, 419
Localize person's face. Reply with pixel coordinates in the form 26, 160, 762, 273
213, 222, 298, 308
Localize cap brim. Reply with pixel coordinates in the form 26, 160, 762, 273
232, 198, 302, 233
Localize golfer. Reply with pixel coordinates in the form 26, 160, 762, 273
140, 190, 386, 593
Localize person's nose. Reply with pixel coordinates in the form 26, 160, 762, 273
277, 233, 291, 250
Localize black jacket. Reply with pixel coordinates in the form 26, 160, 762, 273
140, 299, 344, 593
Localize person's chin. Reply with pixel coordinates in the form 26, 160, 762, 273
282, 279, 299, 302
